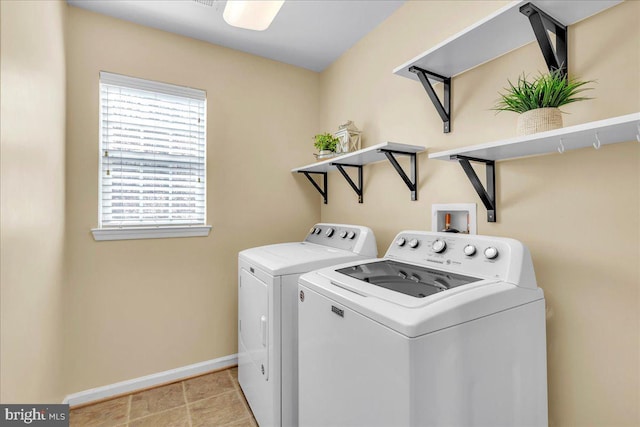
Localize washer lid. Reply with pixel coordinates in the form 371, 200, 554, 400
336, 259, 481, 299
239, 242, 367, 276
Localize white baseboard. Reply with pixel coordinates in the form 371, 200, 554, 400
62, 353, 238, 407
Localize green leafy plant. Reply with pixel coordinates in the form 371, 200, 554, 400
493, 69, 594, 114
313, 133, 340, 152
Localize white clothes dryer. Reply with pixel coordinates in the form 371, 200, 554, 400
238, 223, 377, 427
298, 231, 547, 427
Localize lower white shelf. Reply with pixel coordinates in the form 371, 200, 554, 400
429, 112, 640, 162
429, 112, 639, 224
292, 142, 426, 203
292, 142, 425, 173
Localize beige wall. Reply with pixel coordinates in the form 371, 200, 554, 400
319, 1, 639, 426
63, 7, 319, 394
2, 2, 638, 424
0, 0, 67, 403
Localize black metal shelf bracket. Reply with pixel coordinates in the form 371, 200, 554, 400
299, 171, 327, 204
332, 163, 363, 203
379, 149, 419, 201
520, 2, 567, 76
451, 155, 496, 222
409, 66, 451, 133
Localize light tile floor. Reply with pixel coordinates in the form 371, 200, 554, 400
70, 367, 257, 427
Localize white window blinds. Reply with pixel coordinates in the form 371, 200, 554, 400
99, 72, 206, 228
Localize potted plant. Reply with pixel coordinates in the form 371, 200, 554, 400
493, 69, 594, 135
313, 133, 340, 159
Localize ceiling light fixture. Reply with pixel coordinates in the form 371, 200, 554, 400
223, 0, 285, 31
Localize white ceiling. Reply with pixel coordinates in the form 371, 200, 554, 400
66, 0, 406, 72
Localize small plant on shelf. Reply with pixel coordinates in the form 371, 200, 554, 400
493, 68, 594, 135
313, 133, 340, 158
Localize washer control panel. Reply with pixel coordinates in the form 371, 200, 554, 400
383, 231, 528, 284
305, 223, 377, 256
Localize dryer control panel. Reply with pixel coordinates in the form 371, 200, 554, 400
304, 223, 377, 257
384, 231, 537, 289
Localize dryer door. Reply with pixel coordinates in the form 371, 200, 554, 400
239, 267, 269, 380
238, 268, 269, 381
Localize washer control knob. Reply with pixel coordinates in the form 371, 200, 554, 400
314, 228, 322, 235
325, 228, 335, 237
396, 237, 406, 247
432, 239, 446, 253
409, 239, 420, 249
484, 246, 499, 259
463, 244, 477, 256
310, 227, 316, 234
339, 231, 348, 239
347, 231, 356, 239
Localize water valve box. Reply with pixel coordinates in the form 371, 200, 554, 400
431, 203, 477, 234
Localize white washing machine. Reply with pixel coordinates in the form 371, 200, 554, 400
238, 223, 377, 427
298, 231, 548, 427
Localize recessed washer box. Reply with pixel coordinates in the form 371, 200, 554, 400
432, 203, 476, 234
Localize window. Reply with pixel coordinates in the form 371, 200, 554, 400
92, 72, 210, 241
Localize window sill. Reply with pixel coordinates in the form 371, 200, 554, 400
91, 225, 212, 241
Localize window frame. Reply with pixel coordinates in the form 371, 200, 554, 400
92, 71, 211, 241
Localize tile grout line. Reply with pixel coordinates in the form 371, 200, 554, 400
126, 394, 132, 425
179, 385, 239, 407
229, 369, 255, 423
182, 381, 193, 427
188, 389, 236, 406
128, 403, 191, 424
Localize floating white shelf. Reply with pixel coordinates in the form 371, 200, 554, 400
292, 142, 425, 173
429, 113, 640, 162
393, 0, 622, 82
429, 112, 639, 223
293, 142, 426, 204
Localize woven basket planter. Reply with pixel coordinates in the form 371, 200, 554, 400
516, 107, 563, 136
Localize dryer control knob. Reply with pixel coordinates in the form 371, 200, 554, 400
396, 237, 406, 247
409, 239, 420, 249
339, 231, 348, 239
484, 246, 499, 259
310, 227, 316, 234
325, 228, 335, 237
347, 231, 356, 239
432, 239, 446, 253
463, 244, 477, 256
